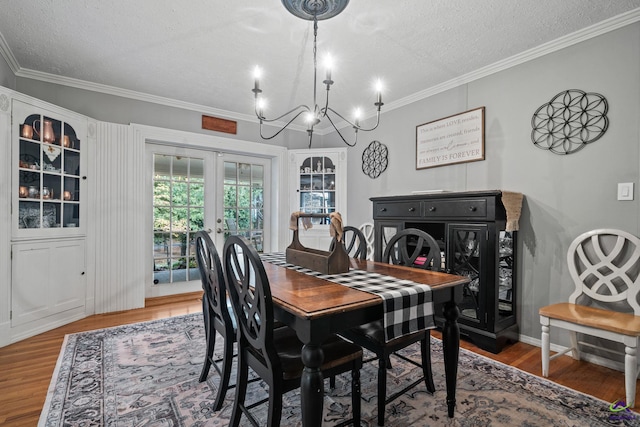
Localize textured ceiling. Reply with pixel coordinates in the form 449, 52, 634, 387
1, 0, 639, 130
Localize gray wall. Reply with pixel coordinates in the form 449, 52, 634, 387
6, 21, 640, 346
324, 23, 640, 343
0, 51, 15, 90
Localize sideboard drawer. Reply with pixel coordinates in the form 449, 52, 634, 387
374, 202, 421, 218
423, 199, 487, 218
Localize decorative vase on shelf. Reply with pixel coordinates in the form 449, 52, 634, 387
34, 119, 56, 143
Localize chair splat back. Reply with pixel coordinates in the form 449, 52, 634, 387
567, 228, 640, 313
330, 225, 367, 260
194, 231, 236, 411
195, 231, 232, 326
383, 228, 442, 271
224, 236, 277, 358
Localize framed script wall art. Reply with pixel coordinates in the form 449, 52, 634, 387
416, 107, 485, 169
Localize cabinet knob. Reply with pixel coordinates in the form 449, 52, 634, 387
469, 206, 477, 212
81, 271, 85, 275
380, 207, 387, 212
429, 206, 436, 212
408, 207, 415, 212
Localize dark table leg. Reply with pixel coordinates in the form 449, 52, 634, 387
442, 300, 460, 418
300, 343, 324, 427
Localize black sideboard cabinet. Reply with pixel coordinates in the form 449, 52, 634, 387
371, 190, 518, 353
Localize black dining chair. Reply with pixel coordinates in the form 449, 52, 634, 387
194, 230, 236, 411
223, 235, 363, 427
339, 228, 441, 426
329, 225, 367, 260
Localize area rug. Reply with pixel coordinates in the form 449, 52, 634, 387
39, 313, 639, 426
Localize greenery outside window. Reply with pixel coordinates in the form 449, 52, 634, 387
153, 154, 204, 284
224, 161, 264, 252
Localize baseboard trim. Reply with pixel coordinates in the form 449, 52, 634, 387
145, 291, 203, 308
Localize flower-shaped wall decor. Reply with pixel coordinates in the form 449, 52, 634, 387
531, 89, 609, 155
362, 140, 388, 179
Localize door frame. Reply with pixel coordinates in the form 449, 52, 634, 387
136, 124, 288, 298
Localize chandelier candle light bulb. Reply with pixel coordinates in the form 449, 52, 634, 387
376, 79, 383, 105
324, 54, 333, 85
252, 0, 384, 147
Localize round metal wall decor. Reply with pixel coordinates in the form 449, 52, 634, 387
362, 140, 388, 179
531, 89, 609, 155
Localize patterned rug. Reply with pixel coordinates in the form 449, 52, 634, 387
39, 313, 639, 426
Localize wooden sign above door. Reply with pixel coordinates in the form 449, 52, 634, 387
202, 115, 237, 135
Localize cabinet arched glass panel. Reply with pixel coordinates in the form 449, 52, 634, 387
298, 156, 336, 225
18, 113, 81, 229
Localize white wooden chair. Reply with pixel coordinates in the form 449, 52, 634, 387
359, 222, 375, 261
539, 228, 640, 407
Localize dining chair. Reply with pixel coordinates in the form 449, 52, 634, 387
194, 230, 235, 411
339, 228, 440, 426
539, 228, 640, 407
330, 225, 367, 260
223, 235, 363, 427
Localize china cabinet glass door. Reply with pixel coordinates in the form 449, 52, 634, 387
498, 230, 515, 322
297, 155, 337, 225
448, 224, 487, 327
13, 101, 85, 237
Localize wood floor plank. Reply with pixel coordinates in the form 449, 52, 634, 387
0, 293, 635, 426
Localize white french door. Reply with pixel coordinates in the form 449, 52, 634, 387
150, 145, 216, 288
148, 144, 271, 293
213, 153, 271, 251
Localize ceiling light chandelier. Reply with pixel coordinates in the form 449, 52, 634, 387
252, 0, 384, 148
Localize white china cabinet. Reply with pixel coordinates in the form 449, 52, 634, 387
2, 93, 91, 344
288, 148, 347, 250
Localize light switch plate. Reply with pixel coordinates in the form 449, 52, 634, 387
618, 182, 634, 201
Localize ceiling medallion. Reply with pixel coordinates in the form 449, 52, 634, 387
281, 0, 350, 21
252, 0, 383, 148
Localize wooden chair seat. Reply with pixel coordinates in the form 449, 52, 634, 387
344, 319, 426, 348
539, 229, 640, 408
540, 303, 640, 336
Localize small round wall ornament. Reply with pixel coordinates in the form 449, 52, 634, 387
531, 89, 609, 155
362, 140, 388, 179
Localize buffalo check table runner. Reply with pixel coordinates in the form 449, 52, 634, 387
260, 252, 435, 342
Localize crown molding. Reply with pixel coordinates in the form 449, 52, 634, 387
383, 8, 640, 113
4, 8, 640, 135
0, 31, 19, 74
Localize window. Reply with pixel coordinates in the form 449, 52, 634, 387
224, 161, 264, 252
153, 154, 204, 284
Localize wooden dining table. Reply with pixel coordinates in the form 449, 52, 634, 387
261, 256, 469, 427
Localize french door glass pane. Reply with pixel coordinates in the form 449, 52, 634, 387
153, 154, 204, 284
223, 161, 264, 252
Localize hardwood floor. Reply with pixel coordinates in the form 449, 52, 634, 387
0, 293, 633, 426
